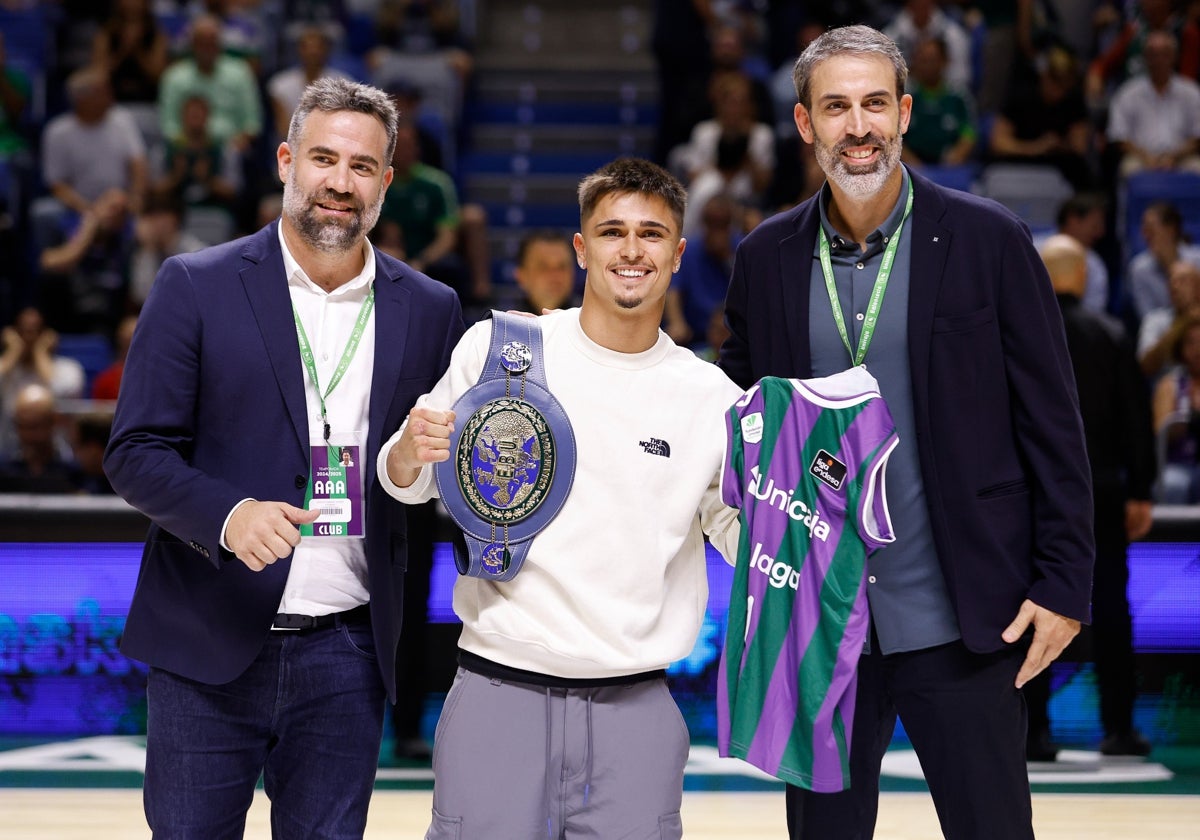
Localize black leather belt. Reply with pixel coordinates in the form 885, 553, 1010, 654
271, 603, 371, 632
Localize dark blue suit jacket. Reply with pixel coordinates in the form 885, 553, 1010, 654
719, 168, 1095, 652
105, 221, 464, 701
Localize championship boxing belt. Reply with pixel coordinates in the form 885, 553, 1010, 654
434, 311, 576, 581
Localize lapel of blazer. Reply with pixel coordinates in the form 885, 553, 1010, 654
367, 251, 412, 490
240, 221, 308, 457
905, 169, 952, 409
780, 201, 821, 378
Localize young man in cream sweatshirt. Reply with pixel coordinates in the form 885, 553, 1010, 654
378, 157, 741, 839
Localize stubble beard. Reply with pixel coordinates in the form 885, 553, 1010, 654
283, 166, 385, 254
814, 130, 903, 200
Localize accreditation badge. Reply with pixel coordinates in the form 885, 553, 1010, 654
300, 443, 365, 538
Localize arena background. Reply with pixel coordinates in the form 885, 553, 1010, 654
1, 495, 1197, 799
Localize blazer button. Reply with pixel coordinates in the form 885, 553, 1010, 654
294, 475, 307, 489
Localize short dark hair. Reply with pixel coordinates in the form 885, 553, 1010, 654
792, 24, 907, 110
287, 77, 400, 166
1056, 193, 1106, 228
1145, 200, 1185, 237
577, 157, 687, 232
516, 229, 572, 266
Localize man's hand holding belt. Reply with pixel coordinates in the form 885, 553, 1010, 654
385, 406, 457, 489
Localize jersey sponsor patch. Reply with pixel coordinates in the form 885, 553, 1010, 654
741, 412, 764, 444
810, 449, 847, 491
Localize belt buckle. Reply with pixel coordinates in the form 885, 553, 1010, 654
271, 613, 318, 631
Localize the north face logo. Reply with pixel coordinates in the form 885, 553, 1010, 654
639, 438, 671, 457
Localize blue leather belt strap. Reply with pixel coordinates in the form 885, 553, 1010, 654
434, 312, 576, 581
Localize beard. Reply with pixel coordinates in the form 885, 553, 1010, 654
813, 129, 903, 200
282, 166, 385, 254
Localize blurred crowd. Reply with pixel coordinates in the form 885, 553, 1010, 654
0, 0, 1199, 502
651, 0, 1200, 503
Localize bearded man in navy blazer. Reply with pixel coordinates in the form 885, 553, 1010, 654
719, 25, 1095, 840
105, 77, 464, 838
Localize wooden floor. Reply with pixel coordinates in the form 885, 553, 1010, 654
2, 789, 1198, 839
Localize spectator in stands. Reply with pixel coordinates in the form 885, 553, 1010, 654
0, 308, 86, 444
1139, 259, 1200, 379
884, 0, 974, 93
671, 22, 776, 163
386, 78, 445, 171
373, 0, 474, 82
367, 0, 473, 137
1087, 0, 1200, 102
0, 30, 31, 162
185, 0, 269, 76
158, 15, 262, 156
901, 35, 978, 168
71, 413, 115, 495
38, 65, 147, 245
37, 188, 135, 335
512, 229, 578, 315
0, 30, 30, 297
1105, 29, 1200, 178
92, 0, 169, 107
156, 93, 241, 214
0, 383, 80, 493
369, 216, 405, 260
651, 0, 716, 162
1025, 234, 1156, 761
91, 314, 138, 401
1127, 200, 1200, 319
672, 72, 774, 237
129, 189, 206, 307
769, 20, 824, 139
379, 119, 488, 308
989, 44, 1095, 190
1152, 315, 1200, 502
267, 25, 352, 142
1032, 193, 1111, 314
665, 193, 739, 351
971, 0, 1037, 116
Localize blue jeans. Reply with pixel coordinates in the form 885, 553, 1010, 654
144, 620, 386, 839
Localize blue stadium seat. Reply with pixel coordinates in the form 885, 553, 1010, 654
976, 163, 1074, 230
0, 5, 52, 69
55, 334, 113, 393
1122, 171, 1200, 257
920, 163, 980, 194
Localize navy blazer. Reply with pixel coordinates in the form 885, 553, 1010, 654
720, 168, 1095, 652
105, 221, 464, 701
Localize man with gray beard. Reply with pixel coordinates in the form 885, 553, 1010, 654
104, 77, 464, 838
719, 25, 1094, 840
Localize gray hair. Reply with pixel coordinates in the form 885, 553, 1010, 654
287, 77, 400, 165
792, 25, 908, 111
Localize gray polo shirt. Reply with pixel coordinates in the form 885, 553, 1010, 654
808, 166, 960, 654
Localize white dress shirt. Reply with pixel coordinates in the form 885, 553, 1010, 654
275, 224, 376, 615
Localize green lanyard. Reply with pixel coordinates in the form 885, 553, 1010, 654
292, 286, 375, 444
818, 181, 914, 366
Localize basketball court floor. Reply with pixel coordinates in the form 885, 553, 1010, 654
2, 736, 1197, 838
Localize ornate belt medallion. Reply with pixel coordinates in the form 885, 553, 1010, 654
435, 312, 576, 580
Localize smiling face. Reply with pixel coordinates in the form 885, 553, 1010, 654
794, 52, 910, 202
278, 108, 393, 254
574, 190, 685, 334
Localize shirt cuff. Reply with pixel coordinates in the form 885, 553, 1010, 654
376, 420, 437, 502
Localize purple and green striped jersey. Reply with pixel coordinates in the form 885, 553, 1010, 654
718, 367, 898, 792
